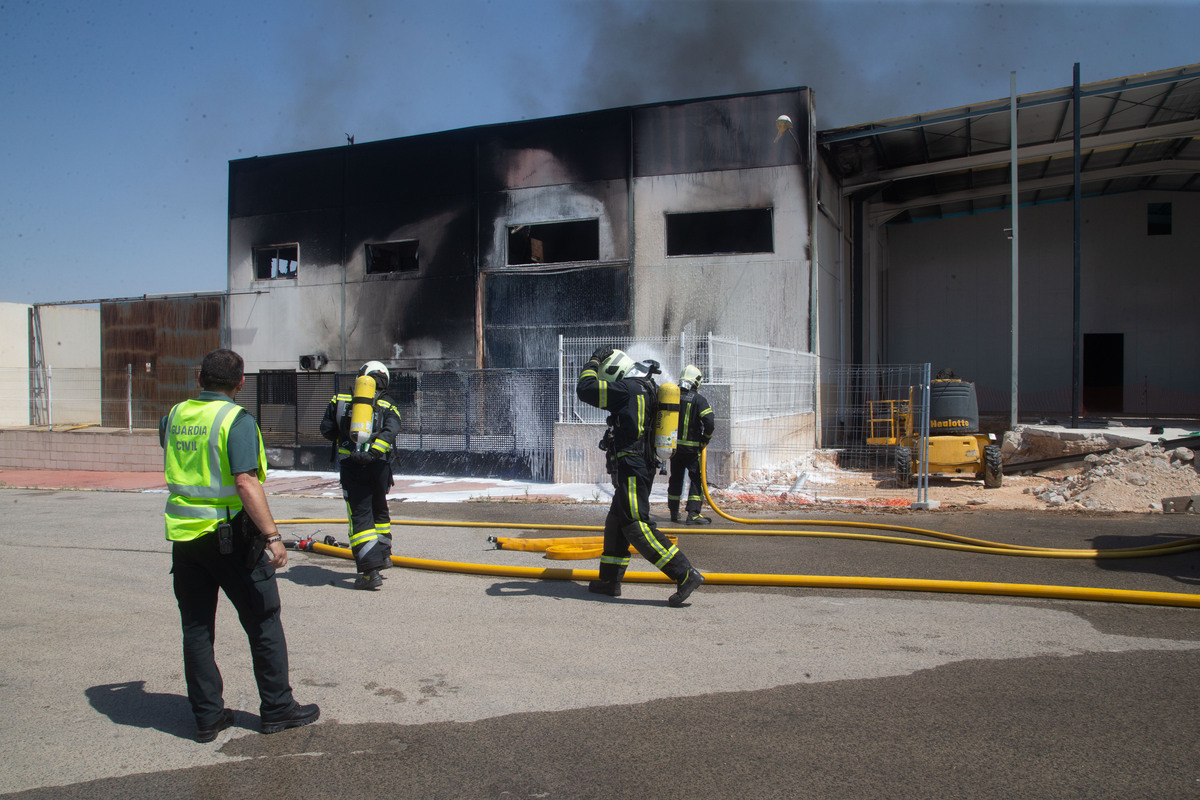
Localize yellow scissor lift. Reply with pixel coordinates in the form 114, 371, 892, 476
867, 386, 1002, 489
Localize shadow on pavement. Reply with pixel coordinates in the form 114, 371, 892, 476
485, 579, 666, 606
85, 680, 237, 741
1090, 532, 1200, 588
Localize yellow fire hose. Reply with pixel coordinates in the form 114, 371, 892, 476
300, 540, 1200, 609
275, 449, 1200, 607
693, 450, 1200, 557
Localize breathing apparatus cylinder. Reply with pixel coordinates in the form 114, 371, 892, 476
654, 382, 680, 462
349, 374, 377, 448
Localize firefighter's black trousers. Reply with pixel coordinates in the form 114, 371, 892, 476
340, 457, 394, 573
599, 456, 693, 584
172, 533, 297, 727
667, 447, 705, 517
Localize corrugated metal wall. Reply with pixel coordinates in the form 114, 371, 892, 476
100, 296, 224, 427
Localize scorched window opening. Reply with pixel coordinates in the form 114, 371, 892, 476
665, 208, 774, 256
366, 240, 420, 274
507, 219, 600, 266
253, 244, 299, 280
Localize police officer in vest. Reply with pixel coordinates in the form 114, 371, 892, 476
162, 348, 319, 742
576, 346, 704, 607
320, 360, 403, 590
668, 364, 716, 525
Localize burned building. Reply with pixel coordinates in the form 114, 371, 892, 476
226, 87, 839, 375
226, 66, 1200, 480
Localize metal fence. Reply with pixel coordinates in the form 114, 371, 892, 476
557, 334, 816, 426
557, 338, 932, 502
0, 366, 559, 481
5, 358, 936, 497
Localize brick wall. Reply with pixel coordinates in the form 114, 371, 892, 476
0, 428, 162, 472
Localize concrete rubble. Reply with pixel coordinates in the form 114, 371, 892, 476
1026, 443, 1200, 512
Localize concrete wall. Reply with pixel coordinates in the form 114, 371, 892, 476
632, 165, 810, 353
37, 305, 101, 424
228, 89, 824, 377
0, 428, 160, 472
0, 303, 31, 426
884, 191, 1200, 415
0, 304, 100, 427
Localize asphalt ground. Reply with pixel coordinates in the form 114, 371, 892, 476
1, 486, 1199, 799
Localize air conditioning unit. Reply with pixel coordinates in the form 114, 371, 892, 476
298, 354, 328, 371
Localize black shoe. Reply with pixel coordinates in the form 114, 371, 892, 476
670, 512, 680, 523
685, 514, 711, 525
668, 569, 705, 607
354, 570, 383, 590
588, 580, 622, 597
196, 708, 235, 743
261, 703, 321, 734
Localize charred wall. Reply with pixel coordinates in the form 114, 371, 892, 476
228, 87, 819, 375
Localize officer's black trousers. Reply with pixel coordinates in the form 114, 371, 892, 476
171, 533, 296, 727
340, 458, 394, 573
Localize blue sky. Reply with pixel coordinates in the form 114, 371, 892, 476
2, 0, 1196, 304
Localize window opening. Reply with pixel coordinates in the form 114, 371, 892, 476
508, 219, 599, 265
366, 240, 419, 274
666, 208, 774, 256
1147, 202, 1171, 236
254, 244, 299, 280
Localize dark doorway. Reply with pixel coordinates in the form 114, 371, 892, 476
1083, 333, 1124, 414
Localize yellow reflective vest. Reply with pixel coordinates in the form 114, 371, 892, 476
163, 398, 267, 542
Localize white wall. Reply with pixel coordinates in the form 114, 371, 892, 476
0, 303, 31, 426
37, 305, 101, 424
884, 192, 1200, 415
631, 165, 811, 353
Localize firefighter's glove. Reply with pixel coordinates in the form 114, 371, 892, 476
590, 346, 614, 364
347, 450, 374, 465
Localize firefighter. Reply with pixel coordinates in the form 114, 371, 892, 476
668, 364, 716, 525
320, 360, 403, 590
576, 346, 704, 607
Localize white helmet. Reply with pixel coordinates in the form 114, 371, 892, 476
680, 364, 703, 392
358, 360, 390, 391
597, 349, 636, 383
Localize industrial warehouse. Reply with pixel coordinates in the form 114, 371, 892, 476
3, 63, 1199, 491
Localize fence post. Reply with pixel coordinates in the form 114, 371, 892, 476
127, 364, 133, 433
558, 334, 564, 424
46, 365, 53, 428
919, 364, 932, 506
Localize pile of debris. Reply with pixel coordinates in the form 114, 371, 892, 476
1027, 444, 1200, 512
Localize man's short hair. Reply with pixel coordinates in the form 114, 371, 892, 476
199, 349, 244, 393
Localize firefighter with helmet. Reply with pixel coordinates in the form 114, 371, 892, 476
320, 360, 402, 590
668, 364, 715, 525
576, 346, 705, 607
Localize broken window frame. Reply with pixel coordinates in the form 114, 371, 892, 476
366, 240, 420, 275
665, 208, 775, 256
507, 219, 601, 266
253, 244, 299, 280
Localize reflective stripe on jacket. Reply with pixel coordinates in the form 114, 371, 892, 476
163, 399, 266, 542
677, 389, 715, 450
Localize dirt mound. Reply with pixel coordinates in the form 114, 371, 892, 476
712, 444, 1200, 514
1026, 444, 1200, 512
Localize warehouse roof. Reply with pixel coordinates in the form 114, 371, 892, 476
820, 63, 1200, 224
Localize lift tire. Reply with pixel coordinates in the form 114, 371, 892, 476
896, 447, 913, 489
983, 444, 1003, 488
